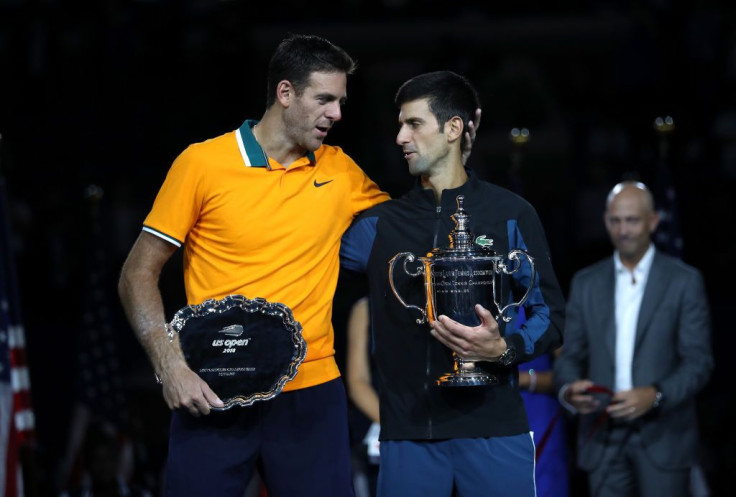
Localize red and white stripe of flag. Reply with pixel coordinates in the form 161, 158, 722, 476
2, 320, 34, 497
7, 323, 34, 441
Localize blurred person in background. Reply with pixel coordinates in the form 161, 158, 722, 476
555, 181, 713, 497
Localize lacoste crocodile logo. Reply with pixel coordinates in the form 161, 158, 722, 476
314, 179, 334, 187
475, 235, 494, 247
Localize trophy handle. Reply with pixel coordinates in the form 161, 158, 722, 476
388, 252, 427, 324
496, 250, 536, 322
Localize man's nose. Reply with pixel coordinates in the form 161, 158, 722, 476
396, 126, 409, 145
326, 102, 342, 122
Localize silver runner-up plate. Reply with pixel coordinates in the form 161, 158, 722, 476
167, 295, 306, 410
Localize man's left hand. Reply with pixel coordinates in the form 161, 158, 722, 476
430, 304, 505, 361
607, 386, 658, 421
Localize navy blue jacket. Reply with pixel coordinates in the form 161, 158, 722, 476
341, 173, 565, 440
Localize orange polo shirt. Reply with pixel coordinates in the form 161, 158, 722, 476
143, 120, 389, 391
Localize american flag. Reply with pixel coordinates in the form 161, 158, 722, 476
652, 116, 684, 259
652, 160, 684, 258
0, 174, 34, 497
55, 186, 131, 493
74, 186, 126, 426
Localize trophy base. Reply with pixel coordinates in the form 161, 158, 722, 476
436, 371, 498, 387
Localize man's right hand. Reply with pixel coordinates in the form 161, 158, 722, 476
564, 379, 601, 414
160, 361, 224, 416
430, 304, 505, 361
461, 108, 482, 165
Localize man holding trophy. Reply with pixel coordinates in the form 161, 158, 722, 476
341, 71, 565, 497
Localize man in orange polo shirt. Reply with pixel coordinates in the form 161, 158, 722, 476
118, 35, 389, 497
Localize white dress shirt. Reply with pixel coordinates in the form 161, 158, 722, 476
613, 244, 655, 392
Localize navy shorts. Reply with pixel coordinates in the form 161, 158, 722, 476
164, 377, 354, 497
377, 433, 536, 497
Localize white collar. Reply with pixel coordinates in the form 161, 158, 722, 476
614, 243, 655, 278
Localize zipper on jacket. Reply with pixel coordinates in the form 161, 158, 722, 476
432, 205, 442, 248
425, 337, 433, 439
426, 204, 442, 439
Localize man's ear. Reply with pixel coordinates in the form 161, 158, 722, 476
276, 80, 293, 107
445, 116, 464, 143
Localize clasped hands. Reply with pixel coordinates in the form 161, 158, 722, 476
429, 304, 507, 362
565, 379, 658, 420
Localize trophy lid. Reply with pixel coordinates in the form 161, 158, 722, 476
449, 195, 474, 251
426, 195, 497, 258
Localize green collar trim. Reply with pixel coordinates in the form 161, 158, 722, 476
237, 119, 316, 169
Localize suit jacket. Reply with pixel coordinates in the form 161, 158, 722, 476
554, 250, 713, 471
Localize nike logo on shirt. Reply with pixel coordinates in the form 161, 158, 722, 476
314, 179, 334, 187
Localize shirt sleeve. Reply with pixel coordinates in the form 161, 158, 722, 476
143, 145, 207, 247
346, 158, 390, 217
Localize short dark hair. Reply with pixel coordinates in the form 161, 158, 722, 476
266, 34, 357, 108
395, 71, 480, 131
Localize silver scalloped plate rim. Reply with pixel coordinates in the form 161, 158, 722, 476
169, 294, 307, 410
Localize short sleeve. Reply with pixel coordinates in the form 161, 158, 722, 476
143, 145, 207, 247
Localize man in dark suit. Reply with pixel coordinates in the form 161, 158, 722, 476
555, 181, 713, 497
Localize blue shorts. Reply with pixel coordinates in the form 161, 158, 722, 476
377, 434, 536, 497
164, 377, 354, 497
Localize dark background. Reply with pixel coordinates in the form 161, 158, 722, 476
1, 0, 734, 495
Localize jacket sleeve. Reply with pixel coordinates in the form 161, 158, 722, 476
504, 206, 565, 364
340, 214, 379, 273
655, 267, 713, 412
553, 270, 588, 390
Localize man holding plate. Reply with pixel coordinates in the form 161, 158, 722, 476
118, 34, 389, 497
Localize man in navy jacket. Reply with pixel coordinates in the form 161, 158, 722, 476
341, 71, 565, 497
